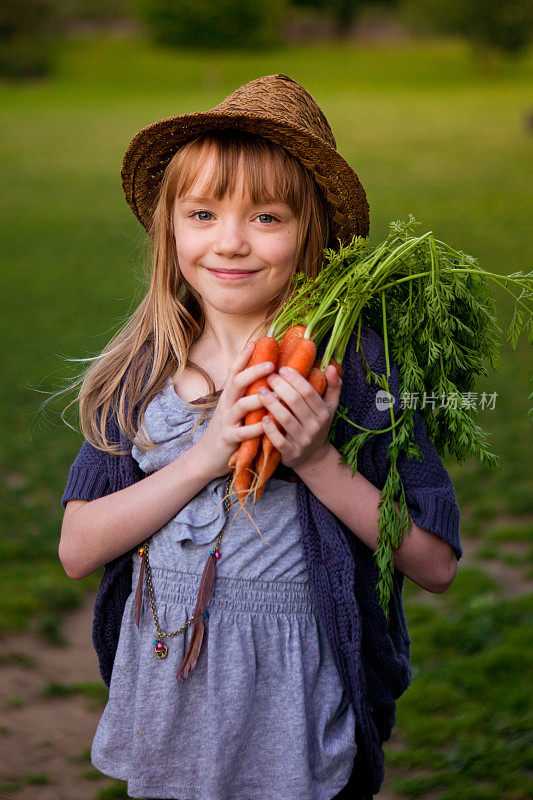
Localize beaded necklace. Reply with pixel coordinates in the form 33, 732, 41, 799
134, 473, 233, 680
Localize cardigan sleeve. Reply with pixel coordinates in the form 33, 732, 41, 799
61, 438, 112, 508
343, 326, 462, 561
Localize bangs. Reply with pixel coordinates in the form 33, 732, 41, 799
170, 130, 307, 215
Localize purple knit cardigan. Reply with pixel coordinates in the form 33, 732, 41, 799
61, 325, 462, 798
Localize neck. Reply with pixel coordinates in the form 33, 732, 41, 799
200, 312, 269, 358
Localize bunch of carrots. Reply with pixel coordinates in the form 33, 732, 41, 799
223, 215, 532, 620
228, 326, 342, 508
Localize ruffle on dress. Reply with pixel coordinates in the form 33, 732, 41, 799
131, 381, 228, 546
131, 381, 208, 473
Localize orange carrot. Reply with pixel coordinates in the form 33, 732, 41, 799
253, 338, 317, 500
255, 324, 306, 431
228, 336, 279, 503
304, 357, 342, 397
228, 328, 302, 474
233, 465, 255, 505
308, 362, 327, 396
245, 327, 303, 501
255, 325, 307, 441
278, 325, 306, 366
253, 355, 342, 501
254, 356, 323, 501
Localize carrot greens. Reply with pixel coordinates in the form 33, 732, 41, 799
268, 215, 533, 620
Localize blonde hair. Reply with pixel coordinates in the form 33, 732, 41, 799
57, 130, 332, 455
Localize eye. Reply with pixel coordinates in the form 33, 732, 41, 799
191, 210, 213, 221
257, 213, 278, 224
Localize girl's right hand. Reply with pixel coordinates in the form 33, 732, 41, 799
193, 341, 275, 480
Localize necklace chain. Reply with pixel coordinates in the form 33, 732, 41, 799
141, 474, 232, 646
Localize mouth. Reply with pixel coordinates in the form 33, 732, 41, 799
207, 267, 260, 280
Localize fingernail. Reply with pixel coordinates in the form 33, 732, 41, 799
258, 387, 268, 395
279, 367, 289, 376
264, 361, 274, 369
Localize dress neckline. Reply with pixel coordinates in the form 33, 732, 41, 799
164, 378, 222, 408
164, 378, 187, 406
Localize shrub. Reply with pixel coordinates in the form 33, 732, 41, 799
135, 0, 289, 50
0, 0, 55, 79
400, 0, 533, 57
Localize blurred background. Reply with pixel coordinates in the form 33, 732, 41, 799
1, 2, 532, 799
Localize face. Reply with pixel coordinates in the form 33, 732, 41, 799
172, 150, 299, 329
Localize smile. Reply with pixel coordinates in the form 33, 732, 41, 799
207, 268, 260, 280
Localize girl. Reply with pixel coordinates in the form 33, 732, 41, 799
59, 74, 462, 800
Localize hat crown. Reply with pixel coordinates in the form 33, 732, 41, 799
213, 74, 337, 150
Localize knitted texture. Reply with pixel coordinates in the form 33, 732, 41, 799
61, 324, 461, 798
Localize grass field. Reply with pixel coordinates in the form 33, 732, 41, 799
1, 35, 532, 798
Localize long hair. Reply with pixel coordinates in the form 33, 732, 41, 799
58, 130, 333, 455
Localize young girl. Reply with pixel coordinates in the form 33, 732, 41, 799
59, 74, 462, 800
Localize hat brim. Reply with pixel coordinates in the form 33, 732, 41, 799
121, 109, 370, 242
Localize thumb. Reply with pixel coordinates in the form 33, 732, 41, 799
231, 340, 255, 374
324, 364, 342, 403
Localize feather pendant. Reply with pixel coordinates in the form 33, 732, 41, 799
176, 551, 217, 679
134, 551, 145, 629
176, 616, 205, 680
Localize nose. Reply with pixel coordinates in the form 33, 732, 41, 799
211, 217, 251, 258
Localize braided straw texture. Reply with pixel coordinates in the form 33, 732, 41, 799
121, 73, 370, 242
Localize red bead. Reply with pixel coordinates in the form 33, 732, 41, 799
214, 551, 221, 558
156, 641, 164, 650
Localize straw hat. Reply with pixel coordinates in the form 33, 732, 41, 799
121, 73, 370, 243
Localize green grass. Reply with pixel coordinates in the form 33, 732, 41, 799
1, 33, 532, 798
389, 575, 532, 798
24, 774, 51, 786
43, 680, 109, 707
96, 781, 129, 799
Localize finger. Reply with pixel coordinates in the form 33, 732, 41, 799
232, 361, 275, 397
262, 415, 287, 449
257, 389, 303, 438
323, 365, 342, 407
268, 368, 324, 416
228, 341, 256, 377
232, 393, 267, 423
322, 367, 342, 417
234, 421, 266, 441
326, 363, 342, 386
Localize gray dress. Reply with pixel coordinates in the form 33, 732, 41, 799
91, 380, 357, 800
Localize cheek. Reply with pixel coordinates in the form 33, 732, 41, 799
174, 234, 196, 269
269, 232, 299, 266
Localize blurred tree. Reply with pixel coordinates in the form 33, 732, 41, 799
291, 0, 399, 39
53, 0, 134, 25
400, 0, 533, 58
134, 0, 289, 50
0, 0, 56, 78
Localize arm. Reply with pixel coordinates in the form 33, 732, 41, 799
59, 441, 213, 580
59, 344, 276, 580
294, 444, 457, 594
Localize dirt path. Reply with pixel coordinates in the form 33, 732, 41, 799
1, 526, 530, 800
0, 594, 115, 800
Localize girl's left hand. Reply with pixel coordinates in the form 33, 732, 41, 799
258, 364, 342, 472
